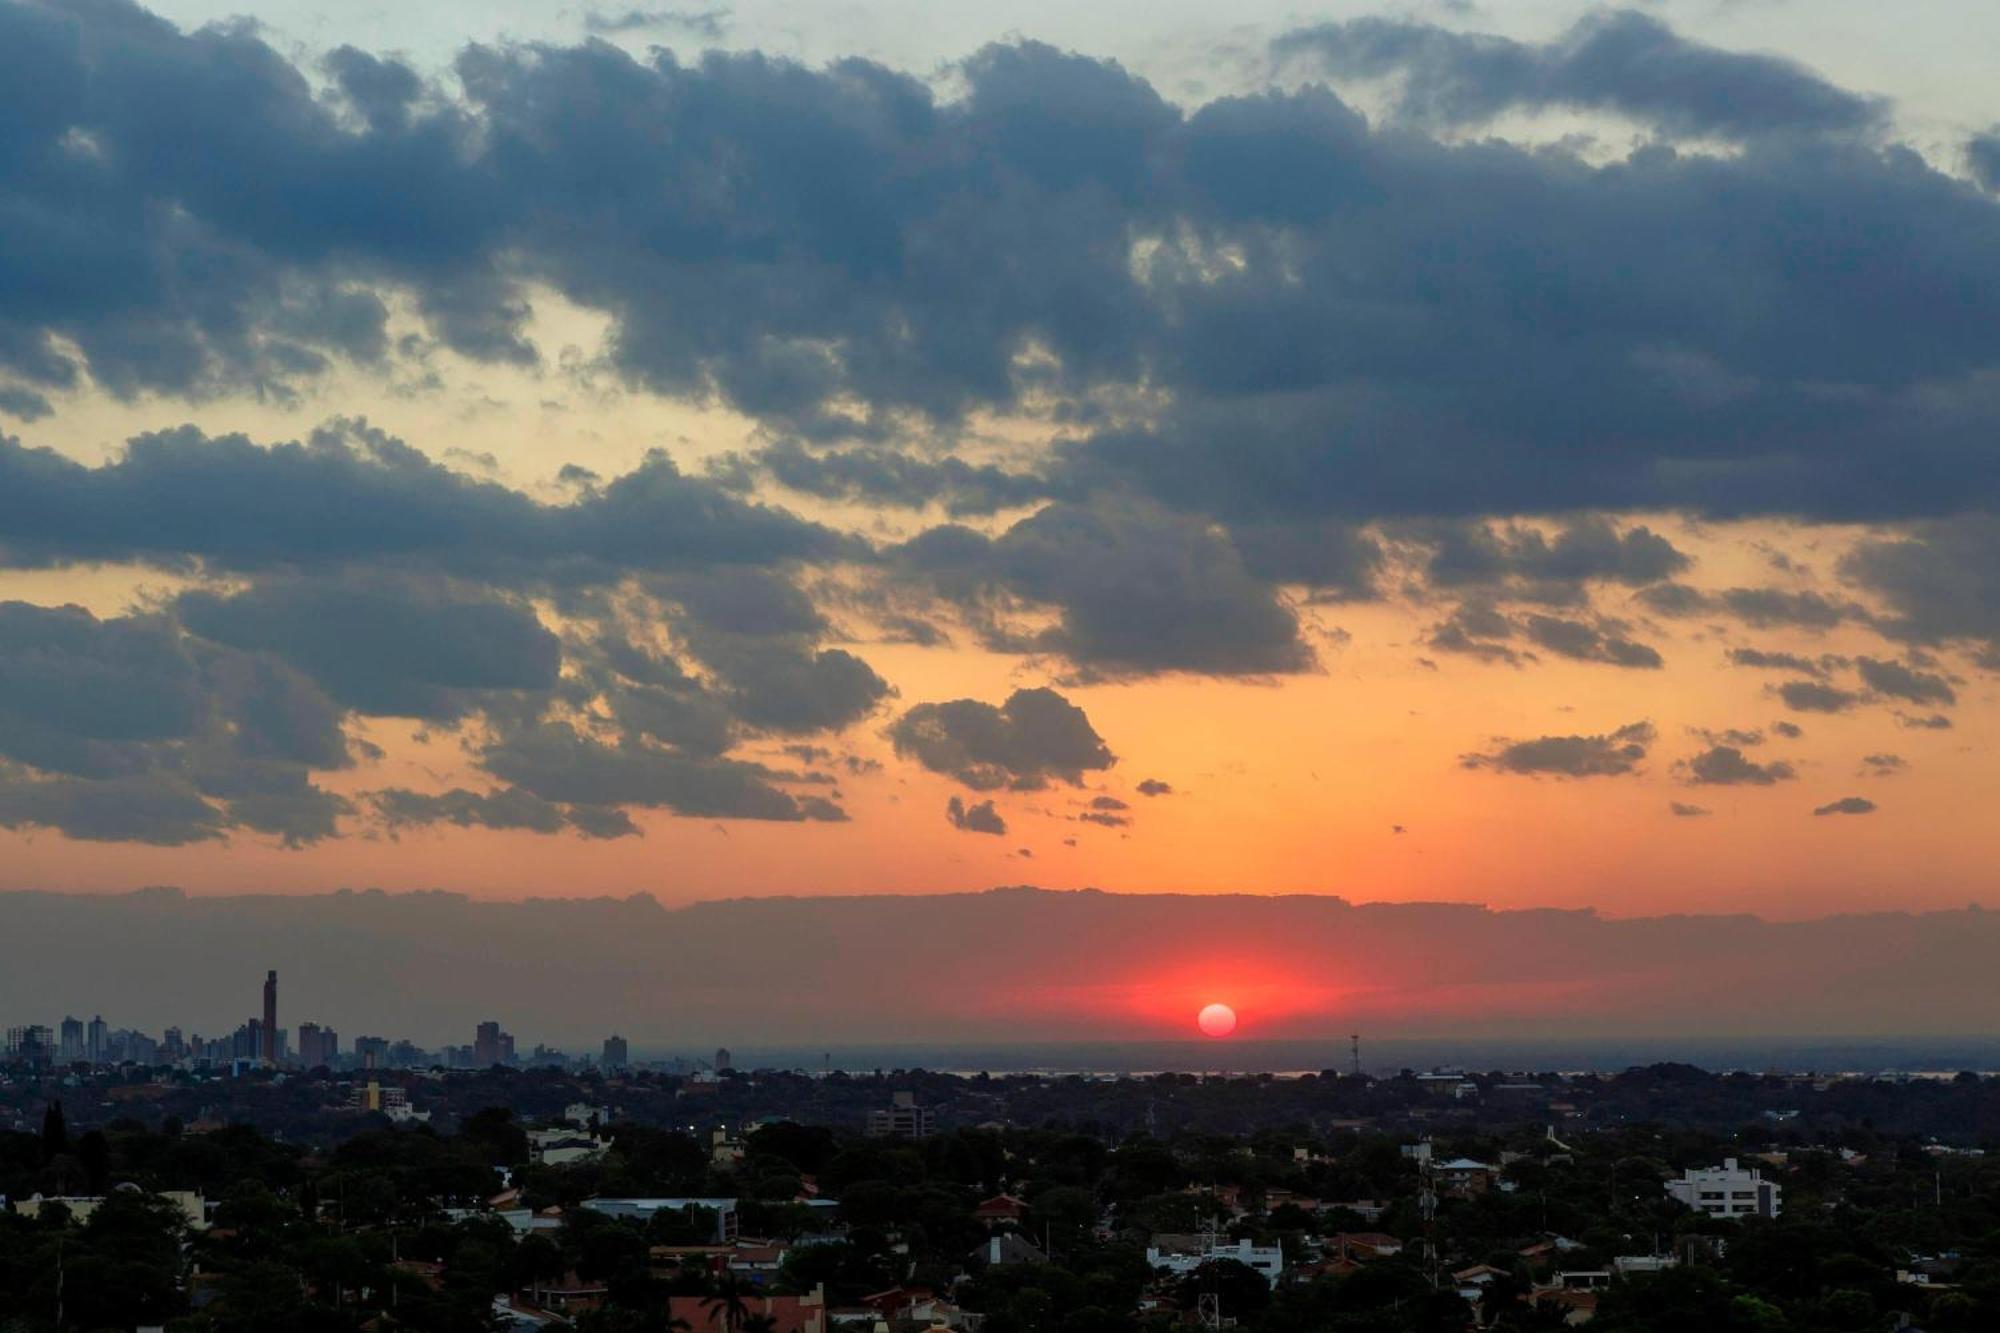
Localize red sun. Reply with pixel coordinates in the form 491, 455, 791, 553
1197, 1003, 1237, 1037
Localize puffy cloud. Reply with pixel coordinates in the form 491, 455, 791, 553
178, 574, 561, 719
900, 503, 1311, 677
1777, 680, 1863, 713
1854, 656, 1957, 707
1683, 745, 1795, 786
370, 786, 569, 835
481, 720, 846, 822
1275, 10, 1883, 139
1415, 517, 1689, 591
1642, 584, 1859, 630
1669, 801, 1710, 817
890, 687, 1114, 790
728, 439, 1048, 518
1860, 753, 1907, 777
1519, 614, 1664, 669
1727, 647, 1835, 677
1461, 721, 1654, 778
1896, 712, 1953, 731
0, 769, 226, 846
0, 423, 848, 579
1136, 778, 1173, 796
945, 795, 1007, 835
5, 4, 1994, 525
1842, 517, 2000, 653
1813, 796, 1878, 816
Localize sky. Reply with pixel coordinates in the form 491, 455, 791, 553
3, 0, 2000, 930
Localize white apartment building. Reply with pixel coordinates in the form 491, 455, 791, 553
1665, 1158, 1781, 1219
1146, 1236, 1285, 1287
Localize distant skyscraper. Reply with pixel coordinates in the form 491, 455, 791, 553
602, 1035, 629, 1069
475, 1021, 500, 1066
715, 1046, 733, 1072
261, 970, 278, 1065
297, 1022, 337, 1069
86, 1015, 107, 1064
58, 1017, 84, 1064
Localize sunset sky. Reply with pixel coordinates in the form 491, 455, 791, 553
4, 0, 1999, 924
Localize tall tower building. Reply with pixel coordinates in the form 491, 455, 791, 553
87, 1015, 107, 1064
262, 970, 278, 1065
59, 1017, 84, 1064
602, 1034, 629, 1070
475, 1021, 501, 1067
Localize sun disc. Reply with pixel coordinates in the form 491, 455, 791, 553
1197, 1002, 1237, 1037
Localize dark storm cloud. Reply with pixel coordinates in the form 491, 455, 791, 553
692, 638, 892, 734
945, 795, 1007, 836
1854, 656, 1957, 707
1683, 745, 1795, 786
1274, 9, 1884, 139
1813, 796, 1877, 817
890, 687, 1114, 791
4, 4, 1999, 523
178, 574, 561, 719
1461, 721, 1654, 778
0, 602, 204, 773
0, 423, 849, 578
899, 503, 1311, 677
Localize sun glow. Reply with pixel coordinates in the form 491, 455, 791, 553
1197, 1002, 1237, 1037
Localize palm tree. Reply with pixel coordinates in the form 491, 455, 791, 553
700, 1274, 756, 1333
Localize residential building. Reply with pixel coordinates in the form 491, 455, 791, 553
866, 1090, 935, 1140
1146, 1236, 1285, 1287
582, 1197, 740, 1243
1665, 1158, 1781, 1219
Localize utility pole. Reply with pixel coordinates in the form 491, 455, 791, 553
1350, 1034, 1362, 1079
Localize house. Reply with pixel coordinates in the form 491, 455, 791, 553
973, 1233, 1048, 1267
1664, 1158, 1781, 1220
666, 1284, 827, 1333
973, 1193, 1030, 1227
1434, 1158, 1498, 1198
1328, 1233, 1402, 1262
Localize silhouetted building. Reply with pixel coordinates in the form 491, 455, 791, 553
603, 1035, 629, 1069
475, 1020, 515, 1067
867, 1091, 934, 1140
261, 970, 278, 1065
86, 1015, 107, 1064
715, 1046, 733, 1072
58, 1017, 83, 1064
297, 1022, 337, 1069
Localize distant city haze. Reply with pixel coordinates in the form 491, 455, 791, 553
5, 887, 1995, 1052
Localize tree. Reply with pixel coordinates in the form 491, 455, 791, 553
701, 1273, 756, 1332
40, 1101, 67, 1162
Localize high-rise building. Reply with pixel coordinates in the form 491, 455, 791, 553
715, 1047, 733, 1072
475, 1021, 501, 1066
86, 1015, 107, 1064
297, 1022, 338, 1069
261, 970, 278, 1065
59, 1017, 84, 1063
354, 1035, 389, 1069
162, 1027, 186, 1060
602, 1035, 629, 1069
